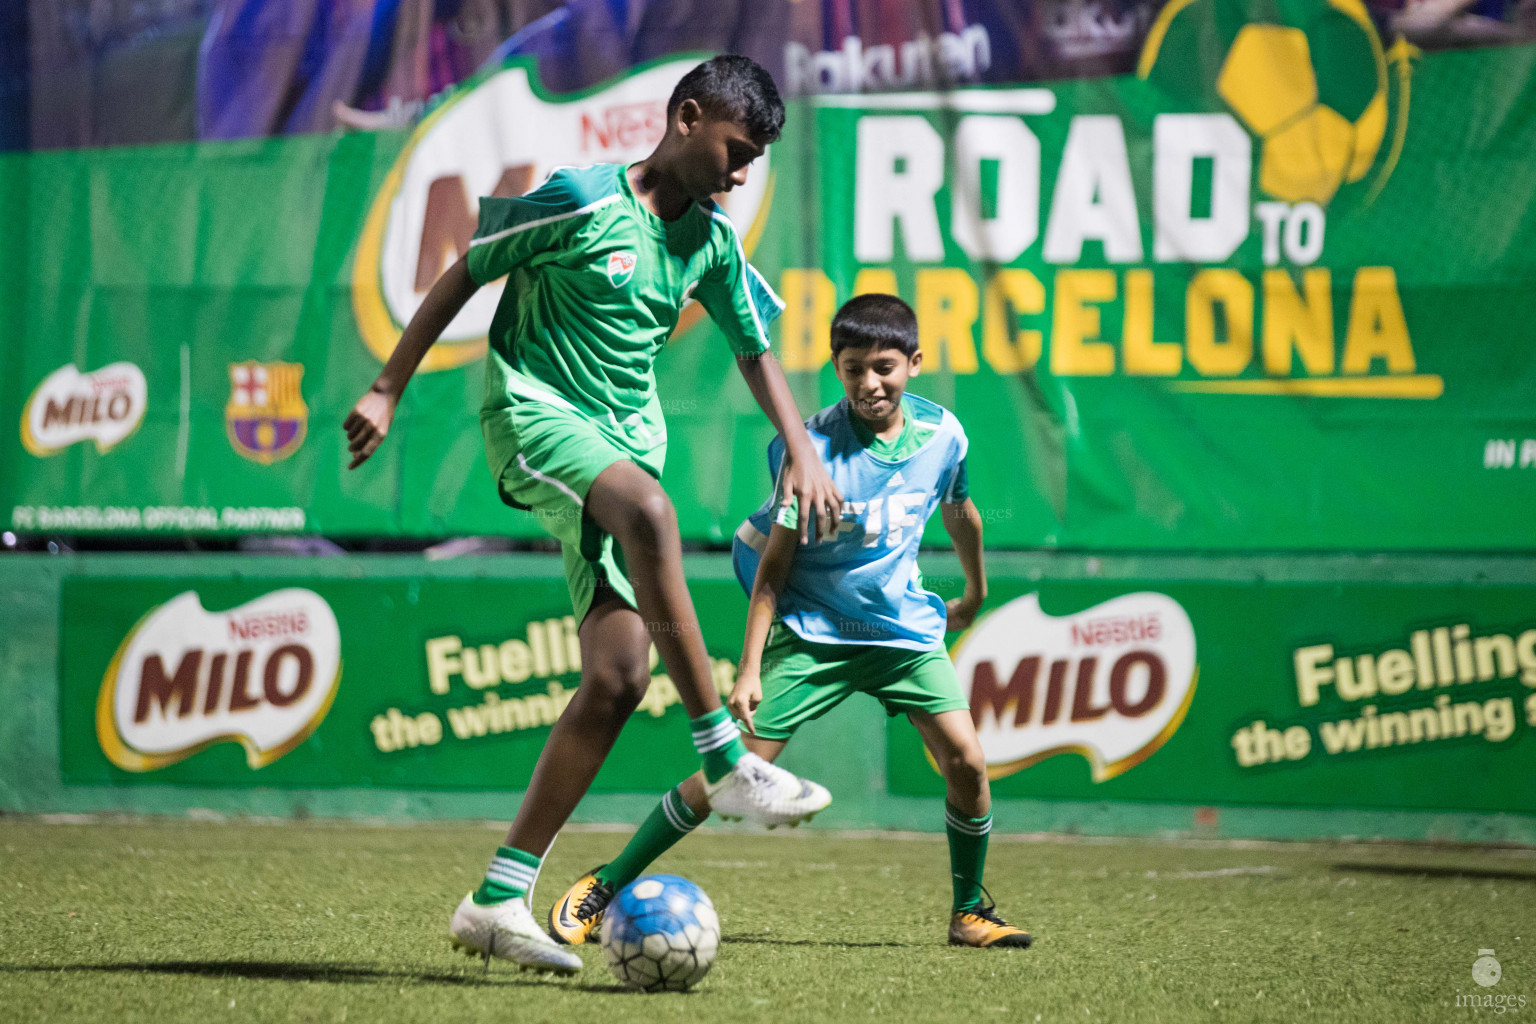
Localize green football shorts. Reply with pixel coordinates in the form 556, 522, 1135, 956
482, 399, 665, 624
748, 620, 971, 741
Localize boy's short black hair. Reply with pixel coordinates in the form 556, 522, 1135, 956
667, 55, 785, 145
830, 293, 920, 359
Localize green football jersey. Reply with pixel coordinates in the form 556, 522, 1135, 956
466, 162, 783, 475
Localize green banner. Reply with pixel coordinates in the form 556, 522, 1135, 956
7, 7, 1536, 549
888, 579, 1536, 814
59, 565, 1536, 819
61, 574, 743, 789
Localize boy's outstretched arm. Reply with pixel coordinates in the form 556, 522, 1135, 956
735, 352, 844, 546
729, 522, 798, 734
941, 498, 988, 631
344, 255, 480, 469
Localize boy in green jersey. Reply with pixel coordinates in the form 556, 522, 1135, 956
344, 56, 838, 973
548, 295, 1032, 951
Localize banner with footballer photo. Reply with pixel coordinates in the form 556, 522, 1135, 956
5, 0, 1536, 549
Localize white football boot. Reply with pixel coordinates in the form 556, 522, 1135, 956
448, 893, 583, 974
705, 751, 832, 827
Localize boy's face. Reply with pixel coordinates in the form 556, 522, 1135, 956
673, 99, 765, 202
834, 345, 922, 424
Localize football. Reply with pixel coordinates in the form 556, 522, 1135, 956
599, 874, 721, 992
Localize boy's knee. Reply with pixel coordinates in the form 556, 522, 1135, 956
586, 658, 651, 714
942, 746, 988, 790
619, 489, 677, 549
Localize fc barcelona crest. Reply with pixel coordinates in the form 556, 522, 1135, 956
226, 361, 307, 464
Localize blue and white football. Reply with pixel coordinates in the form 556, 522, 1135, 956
599, 874, 720, 992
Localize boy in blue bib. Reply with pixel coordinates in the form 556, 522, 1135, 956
548, 294, 1031, 950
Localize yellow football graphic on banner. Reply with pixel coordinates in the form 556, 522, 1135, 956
1140, 0, 1403, 207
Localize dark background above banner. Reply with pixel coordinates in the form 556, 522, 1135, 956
10, 0, 1536, 152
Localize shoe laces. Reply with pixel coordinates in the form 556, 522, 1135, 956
970, 904, 1008, 926
964, 882, 1008, 925
576, 877, 614, 921
739, 756, 780, 791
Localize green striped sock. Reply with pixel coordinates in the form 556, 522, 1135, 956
691, 706, 746, 783
471, 845, 540, 905
945, 803, 992, 913
596, 787, 705, 891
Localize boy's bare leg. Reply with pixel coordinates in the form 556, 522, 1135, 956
577, 459, 830, 824
909, 708, 1032, 947
449, 590, 645, 971
908, 709, 991, 817
583, 460, 719, 718
502, 586, 652, 855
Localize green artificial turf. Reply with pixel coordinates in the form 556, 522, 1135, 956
1, 818, 1533, 1023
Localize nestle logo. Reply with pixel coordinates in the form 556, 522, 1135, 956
580, 102, 666, 153
86, 373, 133, 392
1071, 614, 1162, 647
228, 609, 310, 642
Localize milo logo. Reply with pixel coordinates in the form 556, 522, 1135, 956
97, 589, 341, 772
21, 362, 147, 456
953, 592, 1197, 780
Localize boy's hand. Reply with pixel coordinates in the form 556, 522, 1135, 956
728, 671, 763, 736
782, 452, 843, 545
945, 592, 984, 632
343, 386, 398, 469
